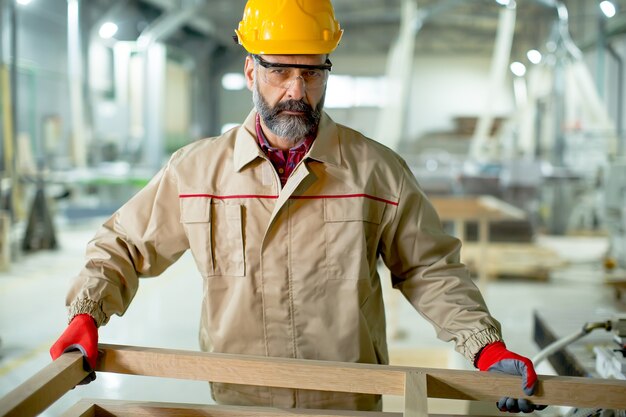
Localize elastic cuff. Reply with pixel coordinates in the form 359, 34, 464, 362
462, 327, 502, 365
68, 298, 107, 327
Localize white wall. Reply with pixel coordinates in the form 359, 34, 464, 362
327, 54, 516, 152
407, 55, 514, 141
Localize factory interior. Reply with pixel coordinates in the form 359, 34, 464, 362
1, 0, 626, 416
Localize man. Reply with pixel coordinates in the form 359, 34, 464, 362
51, 0, 544, 413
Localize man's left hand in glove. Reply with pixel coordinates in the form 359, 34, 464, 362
476, 341, 547, 413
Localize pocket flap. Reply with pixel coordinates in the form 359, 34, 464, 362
324, 196, 385, 224
180, 197, 211, 223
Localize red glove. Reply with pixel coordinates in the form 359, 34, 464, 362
476, 341, 545, 413
50, 314, 98, 384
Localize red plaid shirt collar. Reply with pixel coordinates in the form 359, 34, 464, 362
255, 114, 316, 187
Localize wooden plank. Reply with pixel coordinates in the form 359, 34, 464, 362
86, 399, 492, 417
96, 344, 405, 396
477, 196, 525, 220
431, 197, 485, 220
429, 195, 526, 288
60, 399, 97, 417
430, 196, 524, 222
403, 372, 427, 417
91, 399, 395, 416
0, 351, 88, 417
426, 372, 626, 409
96, 344, 626, 410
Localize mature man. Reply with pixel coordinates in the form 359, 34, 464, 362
51, 0, 544, 413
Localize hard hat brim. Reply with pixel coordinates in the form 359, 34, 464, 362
235, 29, 343, 55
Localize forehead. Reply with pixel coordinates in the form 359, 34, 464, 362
258, 54, 327, 66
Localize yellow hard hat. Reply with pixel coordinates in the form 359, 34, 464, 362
235, 0, 343, 55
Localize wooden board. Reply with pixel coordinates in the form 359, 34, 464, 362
65, 399, 393, 417
430, 196, 525, 222
93, 344, 626, 409
64, 399, 498, 417
3, 344, 626, 417
429, 195, 528, 288
0, 351, 88, 417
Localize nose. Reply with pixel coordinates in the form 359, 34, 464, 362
285, 76, 306, 100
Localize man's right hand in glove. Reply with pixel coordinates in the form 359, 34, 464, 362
50, 314, 98, 384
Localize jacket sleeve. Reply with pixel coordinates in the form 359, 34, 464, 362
379, 161, 502, 364
65, 155, 189, 327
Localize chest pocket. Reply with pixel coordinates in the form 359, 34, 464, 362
180, 198, 245, 277
324, 197, 385, 280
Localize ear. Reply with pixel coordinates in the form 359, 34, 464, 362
244, 55, 255, 91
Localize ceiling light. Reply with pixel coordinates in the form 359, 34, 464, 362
510, 62, 526, 77
221, 73, 246, 91
600, 1, 616, 18
527, 49, 542, 64
98, 22, 118, 40
495, 0, 517, 8
16, 0, 32, 5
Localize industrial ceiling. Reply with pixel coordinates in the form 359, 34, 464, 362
120, 0, 626, 59
19, 0, 626, 64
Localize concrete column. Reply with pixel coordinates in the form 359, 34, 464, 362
67, 0, 89, 168
142, 43, 166, 170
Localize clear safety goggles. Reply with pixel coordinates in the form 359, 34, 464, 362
253, 55, 332, 90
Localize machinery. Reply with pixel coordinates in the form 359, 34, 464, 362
533, 314, 626, 380
534, 314, 626, 417
594, 315, 626, 380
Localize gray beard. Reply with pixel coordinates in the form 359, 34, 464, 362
252, 79, 325, 146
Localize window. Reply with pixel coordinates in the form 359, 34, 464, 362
325, 75, 387, 108
222, 73, 247, 91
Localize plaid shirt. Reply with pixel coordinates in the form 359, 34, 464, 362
255, 114, 316, 187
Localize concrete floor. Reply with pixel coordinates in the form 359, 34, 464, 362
0, 217, 620, 416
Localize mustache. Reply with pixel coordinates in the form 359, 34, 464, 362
272, 99, 314, 115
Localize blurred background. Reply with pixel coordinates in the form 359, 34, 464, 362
1, 0, 626, 415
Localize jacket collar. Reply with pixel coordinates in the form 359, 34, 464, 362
233, 110, 265, 172
307, 112, 341, 167
233, 109, 342, 172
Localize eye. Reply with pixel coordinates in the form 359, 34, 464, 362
303, 70, 323, 79
268, 67, 288, 76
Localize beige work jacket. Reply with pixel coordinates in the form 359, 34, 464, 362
67, 110, 501, 411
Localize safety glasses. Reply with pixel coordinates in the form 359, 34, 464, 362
253, 55, 332, 90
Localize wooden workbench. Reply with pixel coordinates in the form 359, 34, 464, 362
429, 195, 526, 287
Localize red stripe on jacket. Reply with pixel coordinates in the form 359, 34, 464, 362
179, 194, 398, 206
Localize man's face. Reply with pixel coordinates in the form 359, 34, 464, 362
245, 54, 328, 144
